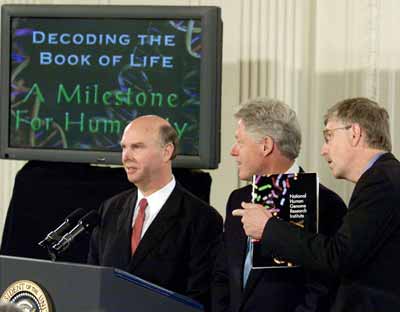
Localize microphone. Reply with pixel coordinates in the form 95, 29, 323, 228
38, 208, 86, 248
52, 210, 100, 253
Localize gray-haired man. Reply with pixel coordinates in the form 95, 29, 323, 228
235, 97, 400, 311
213, 97, 347, 312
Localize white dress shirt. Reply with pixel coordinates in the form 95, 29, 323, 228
132, 176, 176, 238
286, 161, 300, 174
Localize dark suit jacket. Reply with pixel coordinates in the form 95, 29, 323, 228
212, 178, 347, 312
88, 182, 223, 309
261, 153, 400, 311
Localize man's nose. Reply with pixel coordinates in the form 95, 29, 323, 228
122, 150, 129, 162
320, 143, 328, 156
230, 144, 238, 156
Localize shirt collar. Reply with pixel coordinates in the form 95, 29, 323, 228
251, 161, 300, 181
362, 152, 387, 174
285, 161, 300, 174
136, 176, 176, 210
134, 176, 176, 236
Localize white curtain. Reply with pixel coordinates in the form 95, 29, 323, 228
1, 0, 399, 242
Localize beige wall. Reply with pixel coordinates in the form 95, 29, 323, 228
1, 0, 400, 242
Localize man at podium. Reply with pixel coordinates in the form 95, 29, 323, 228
88, 115, 223, 310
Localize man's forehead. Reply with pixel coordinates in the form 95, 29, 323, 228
125, 120, 158, 134
325, 118, 342, 129
120, 132, 140, 145
121, 125, 156, 143
235, 120, 245, 134
237, 118, 245, 127
237, 118, 248, 130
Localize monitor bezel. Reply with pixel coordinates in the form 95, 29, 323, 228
0, 4, 222, 169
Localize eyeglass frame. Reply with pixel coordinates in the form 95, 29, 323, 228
322, 125, 352, 144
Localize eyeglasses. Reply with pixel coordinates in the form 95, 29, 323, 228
322, 125, 351, 144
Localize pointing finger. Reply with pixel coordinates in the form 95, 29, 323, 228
232, 209, 244, 217
241, 202, 263, 210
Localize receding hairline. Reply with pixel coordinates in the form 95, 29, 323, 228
132, 115, 170, 127
124, 115, 171, 134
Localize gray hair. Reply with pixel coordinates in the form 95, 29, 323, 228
235, 97, 301, 159
324, 97, 392, 152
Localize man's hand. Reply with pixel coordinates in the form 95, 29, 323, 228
232, 202, 273, 240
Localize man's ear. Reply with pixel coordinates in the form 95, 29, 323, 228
163, 143, 174, 161
262, 136, 274, 156
350, 123, 362, 146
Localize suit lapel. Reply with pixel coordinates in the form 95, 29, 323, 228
239, 232, 265, 307
241, 270, 264, 306
228, 186, 260, 309
113, 190, 138, 269
128, 184, 182, 270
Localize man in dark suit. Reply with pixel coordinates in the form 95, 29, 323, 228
235, 97, 400, 311
88, 115, 223, 309
212, 98, 347, 312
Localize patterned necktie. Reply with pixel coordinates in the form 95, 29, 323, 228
131, 198, 148, 255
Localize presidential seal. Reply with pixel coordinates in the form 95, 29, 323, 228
0, 280, 52, 312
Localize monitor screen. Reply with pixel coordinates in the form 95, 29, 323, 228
0, 5, 222, 168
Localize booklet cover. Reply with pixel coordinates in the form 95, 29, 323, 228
251, 172, 319, 269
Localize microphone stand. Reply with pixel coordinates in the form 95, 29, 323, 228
47, 246, 58, 262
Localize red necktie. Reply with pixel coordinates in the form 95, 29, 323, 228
131, 198, 148, 255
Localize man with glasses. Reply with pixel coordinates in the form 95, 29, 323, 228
323, 125, 352, 144
234, 97, 400, 311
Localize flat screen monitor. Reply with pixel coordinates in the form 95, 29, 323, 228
0, 4, 222, 168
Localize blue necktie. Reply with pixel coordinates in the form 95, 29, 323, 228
243, 236, 253, 288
